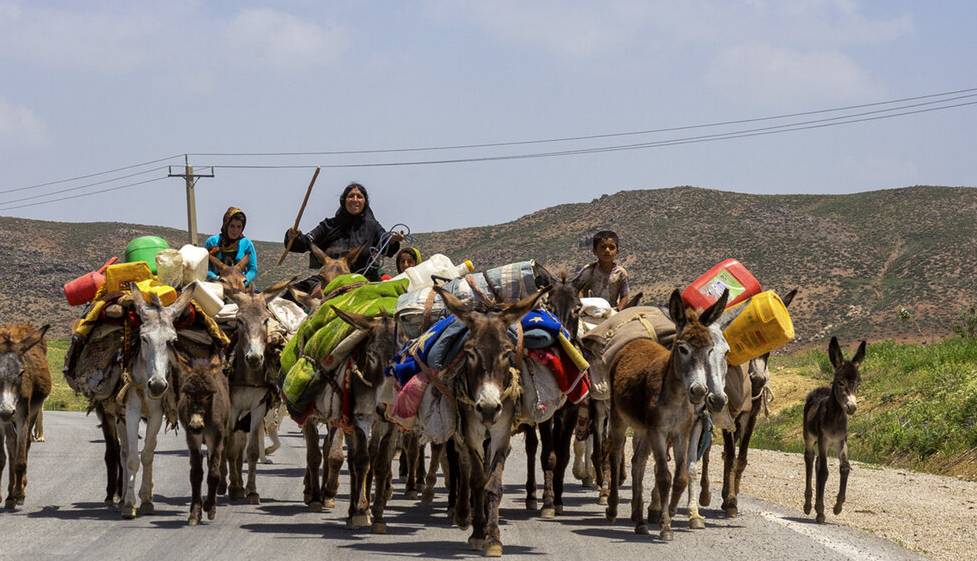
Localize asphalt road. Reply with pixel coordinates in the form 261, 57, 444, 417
0, 412, 929, 561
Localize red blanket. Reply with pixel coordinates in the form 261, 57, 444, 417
528, 347, 590, 404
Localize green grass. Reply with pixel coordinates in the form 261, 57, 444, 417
44, 339, 89, 412
754, 337, 977, 479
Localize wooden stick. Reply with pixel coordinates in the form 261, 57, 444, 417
277, 166, 321, 266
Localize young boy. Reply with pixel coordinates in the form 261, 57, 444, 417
573, 230, 630, 310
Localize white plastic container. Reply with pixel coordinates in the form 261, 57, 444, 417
155, 249, 184, 288
191, 280, 225, 317
403, 254, 475, 291
179, 244, 210, 284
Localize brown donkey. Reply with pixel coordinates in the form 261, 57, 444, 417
210, 253, 251, 295
606, 289, 728, 540
0, 324, 50, 509
804, 336, 865, 523
437, 285, 548, 557
175, 352, 230, 526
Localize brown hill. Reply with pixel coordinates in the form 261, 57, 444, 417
2, 185, 973, 344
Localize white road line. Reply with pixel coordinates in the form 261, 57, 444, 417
757, 510, 888, 561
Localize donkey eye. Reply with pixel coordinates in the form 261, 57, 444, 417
677, 344, 691, 356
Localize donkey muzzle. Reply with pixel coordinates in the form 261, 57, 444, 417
188, 413, 205, 431
706, 392, 728, 413
245, 352, 263, 369
147, 378, 168, 398
476, 400, 503, 425
845, 396, 858, 415
0, 405, 14, 421
689, 382, 708, 404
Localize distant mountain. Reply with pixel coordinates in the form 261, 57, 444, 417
2, 185, 973, 344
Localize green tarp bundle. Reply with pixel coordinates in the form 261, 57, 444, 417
280, 274, 408, 416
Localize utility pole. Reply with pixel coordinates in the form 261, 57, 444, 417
168, 155, 214, 245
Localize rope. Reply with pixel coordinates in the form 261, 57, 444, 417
358, 223, 413, 276
752, 384, 775, 417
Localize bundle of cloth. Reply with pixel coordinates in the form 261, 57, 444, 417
386, 308, 590, 433
279, 273, 408, 421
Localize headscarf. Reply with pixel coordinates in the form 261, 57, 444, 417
215, 206, 246, 265
396, 247, 422, 272
318, 183, 377, 249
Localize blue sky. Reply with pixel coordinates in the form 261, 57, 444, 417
0, 1, 975, 241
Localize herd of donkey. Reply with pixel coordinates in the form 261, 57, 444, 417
0, 246, 867, 557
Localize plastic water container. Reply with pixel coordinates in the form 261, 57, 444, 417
191, 281, 225, 317
683, 259, 761, 310
63, 257, 118, 305
135, 279, 177, 307
179, 245, 210, 284
155, 249, 184, 288
104, 262, 153, 293
724, 291, 795, 366
125, 236, 170, 273
403, 254, 475, 291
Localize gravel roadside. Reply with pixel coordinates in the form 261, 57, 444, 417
711, 448, 977, 561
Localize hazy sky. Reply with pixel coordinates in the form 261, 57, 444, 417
1, 1, 975, 242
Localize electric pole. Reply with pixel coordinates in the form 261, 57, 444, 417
168, 155, 214, 245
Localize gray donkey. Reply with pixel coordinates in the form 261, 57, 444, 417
804, 336, 865, 523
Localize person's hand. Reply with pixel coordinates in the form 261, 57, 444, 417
287, 227, 302, 241
390, 231, 406, 243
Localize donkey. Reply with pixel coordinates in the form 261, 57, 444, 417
0, 324, 50, 509
220, 279, 290, 503
175, 352, 230, 526
122, 286, 202, 519
606, 289, 728, 540
701, 288, 797, 517
210, 252, 250, 295
437, 285, 548, 557
804, 337, 865, 523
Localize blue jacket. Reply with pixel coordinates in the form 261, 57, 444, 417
204, 234, 258, 286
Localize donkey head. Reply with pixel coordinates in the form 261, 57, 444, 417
0, 325, 49, 421
288, 284, 324, 314
331, 306, 399, 388
668, 288, 729, 406
229, 279, 291, 371
828, 336, 865, 415
210, 252, 250, 295
310, 243, 365, 283
174, 352, 224, 433
436, 285, 549, 425
131, 284, 195, 399
538, 267, 581, 342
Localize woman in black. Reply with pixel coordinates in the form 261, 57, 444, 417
284, 182, 403, 283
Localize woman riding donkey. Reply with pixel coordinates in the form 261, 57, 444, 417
206, 207, 258, 288
284, 182, 404, 287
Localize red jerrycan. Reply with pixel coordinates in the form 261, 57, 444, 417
682, 258, 761, 310
63, 257, 119, 306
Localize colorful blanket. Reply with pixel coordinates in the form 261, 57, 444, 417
280, 274, 408, 418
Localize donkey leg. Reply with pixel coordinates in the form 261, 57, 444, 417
31, 408, 44, 442
370, 425, 397, 534
423, 442, 443, 504
348, 429, 372, 529
413, 439, 427, 497
467, 448, 488, 551
187, 436, 204, 526
404, 432, 420, 499
834, 440, 851, 516
303, 423, 323, 510
699, 441, 712, 506
720, 429, 737, 516
100, 408, 120, 505
227, 431, 247, 501
483, 442, 509, 557
137, 407, 164, 514
630, 434, 651, 534
324, 427, 344, 509
3, 424, 17, 508
244, 404, 266, 504
803, 437, 815, 515
733, 408, 760, 497
815, 441, 829, 524
120, 400, 142, 518
593, 410, 609, 505
450, 438, 472, 529
669, 435, 691, 520
524, 426, 539, 511
605, 415, 627, 522
539, 420, 557, 518
687, 457, 705, 529
553, 407, 578, 515
13, 409, 33, 505
205, 432, 224, 520
651, 436, 674, 541
0, 425, 6, 506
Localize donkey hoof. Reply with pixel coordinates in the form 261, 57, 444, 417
421, 490, 434, 505
246, 493, 261, 505
259, 458, 274, 465
4, 499, 17, 510
207, 506, 217, 520
816, 513, 826, 524
138, 502, 155, 515
218, 482, 228, 495
404, 490, 419, 501
525, 498, 538, 511
121, 505, 137, 520
635, 524, 650, 535
308, 501, 323, 513
468, 537, 484, 551
350, 513, 370, 529
597, 495, 608, 506
324, 498, 336, 510
229, 488, 245, 501
648, 510, 662, 523
540, 507, 556, 519
689, 516, 706, 530
187, 515, 200, 526
605, 508, 617, 523
804, 502, 812, 515
555, 505, 564, 515
485, 542, 503, 557
660, 528, 674, 541
699, 489, 712, 506
371, 522, 387, 534
833, 502, 844, 515
723, 506, 738, 518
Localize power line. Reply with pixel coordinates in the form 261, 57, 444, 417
189, 86, 977, 157
0, 153, 184, 195
0, 166, 169, 205
0, 176, 169, 211
206, 98, 977, 170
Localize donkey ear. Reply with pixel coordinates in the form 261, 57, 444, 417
18, 324, 50, 353
781, 288, 798, 308
828, 336, 844, 370
235, 253, 250, 271
309, 242, 329, 266
434, 285, 473, 325
330, 305, 374, 332
261, 277, 294, 302
621, 292, 643, 310
345, 244, 368, 270
668, 289, 687, 330
501, 286, 551, 327
166, 286, 195, 319
851, 340, 867, 367
699, 289, 729, 327
534, 263, 556, 289
129, 282, 150, 314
